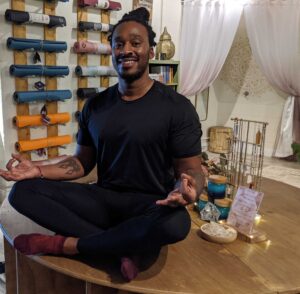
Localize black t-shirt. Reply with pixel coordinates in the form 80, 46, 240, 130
77, 81, 202, 196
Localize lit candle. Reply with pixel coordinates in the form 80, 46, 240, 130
255, 213, 262, 225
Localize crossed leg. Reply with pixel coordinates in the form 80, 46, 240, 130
9, 179, 191, 280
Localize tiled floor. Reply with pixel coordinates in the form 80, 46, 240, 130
0, 156, 298, 293
263, 156, 300, 169
262, 156, 300, 188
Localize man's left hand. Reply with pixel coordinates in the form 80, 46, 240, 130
156, 173, 197, 207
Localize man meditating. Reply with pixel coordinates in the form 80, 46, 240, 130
0, 7, 204, 281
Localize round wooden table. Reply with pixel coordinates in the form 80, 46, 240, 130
1, 177, 300, 294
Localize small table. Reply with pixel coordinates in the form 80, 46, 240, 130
1, 177, 300, 294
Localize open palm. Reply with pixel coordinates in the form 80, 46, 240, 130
0, 153, 39, 181
156, 173, 197, 207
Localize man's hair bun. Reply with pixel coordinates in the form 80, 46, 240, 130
108, 7, 156, 47
122, 7, 150, 24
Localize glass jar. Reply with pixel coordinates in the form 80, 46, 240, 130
215, 198, 232, 220
198, 193, 208, 211
207, 175, 227, 201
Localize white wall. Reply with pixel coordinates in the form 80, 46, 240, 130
152, 0, 181, 60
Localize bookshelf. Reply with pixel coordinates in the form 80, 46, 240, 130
149, 60, 179, 91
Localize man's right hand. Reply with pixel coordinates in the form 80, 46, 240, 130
0, 153, 40, 181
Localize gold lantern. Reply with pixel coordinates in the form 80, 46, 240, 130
155, 27, 175, 60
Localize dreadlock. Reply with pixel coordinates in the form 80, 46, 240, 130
108, 7, 156, 47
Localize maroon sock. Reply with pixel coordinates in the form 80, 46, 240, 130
120, 257, 139, 281
14, 233, 67, 255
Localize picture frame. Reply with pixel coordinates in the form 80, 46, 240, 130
132, 0, 153, 24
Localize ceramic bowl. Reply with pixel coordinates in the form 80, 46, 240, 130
200, 223, 237, 244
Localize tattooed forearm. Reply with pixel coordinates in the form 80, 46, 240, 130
58, 158, 81, 175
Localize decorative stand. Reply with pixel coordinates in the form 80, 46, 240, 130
227, 118, 268, 194
226, 118, 268, 243
237, 229, 267, 243
207, 118, 269, 243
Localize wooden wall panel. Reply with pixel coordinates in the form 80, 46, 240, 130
100, 11, 110, 89
77, 9, 111, 112
44, 2, 58, 158
12, 0, 30, 160
77, 8, 88, 113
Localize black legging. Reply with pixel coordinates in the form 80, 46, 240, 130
8, 179, 191, 256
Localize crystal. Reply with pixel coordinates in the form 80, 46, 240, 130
200, 202, 220, 222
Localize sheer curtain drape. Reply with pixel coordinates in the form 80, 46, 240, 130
179, 0, 243, 96
244, 0, 300, 157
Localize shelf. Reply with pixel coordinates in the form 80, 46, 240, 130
149, 59, 179, 65
149, 60, 180, 91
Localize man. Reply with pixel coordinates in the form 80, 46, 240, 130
0, 8, 204, 281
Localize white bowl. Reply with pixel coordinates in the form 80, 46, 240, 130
200, 222, 237, 244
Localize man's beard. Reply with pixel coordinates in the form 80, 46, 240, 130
118, 66, 148, 82
113, 52, 149, 83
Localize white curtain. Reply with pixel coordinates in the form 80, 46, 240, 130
179, 0, 243, 96
244, 0, 300, 157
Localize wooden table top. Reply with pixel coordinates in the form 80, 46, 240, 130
1, 177, 300, 294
